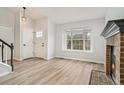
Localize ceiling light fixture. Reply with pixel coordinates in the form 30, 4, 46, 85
21, 7, 27, 21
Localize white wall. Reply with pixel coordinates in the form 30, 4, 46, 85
14, 11, 22, 60
105, 7, 124, 23
0, 8, 15, 61
47, 19, 55, 59
55, 19, 106, 63
0, 8, 14, 43
0, 8, 21, 61
0, 8, 14, 28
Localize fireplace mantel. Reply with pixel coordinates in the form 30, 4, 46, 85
101, 19, 124, 38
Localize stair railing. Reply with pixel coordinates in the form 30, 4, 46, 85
0, 38, 14, 71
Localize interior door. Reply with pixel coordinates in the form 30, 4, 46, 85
22, 29, 33, 59
34, 31, 45, 59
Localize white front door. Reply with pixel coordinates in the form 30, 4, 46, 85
22, 29, 33, 59
34, 31, 45, 59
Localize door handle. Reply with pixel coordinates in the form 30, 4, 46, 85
23, 44, 26, 46
42, 43, 44, 47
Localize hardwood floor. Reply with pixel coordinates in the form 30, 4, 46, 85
0, 58, 104, 85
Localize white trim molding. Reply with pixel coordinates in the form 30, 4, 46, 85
55, 56, 104, 64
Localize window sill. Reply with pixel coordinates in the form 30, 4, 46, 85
63, 49, 92, 53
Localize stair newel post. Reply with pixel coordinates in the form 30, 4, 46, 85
11, 43, 14, 72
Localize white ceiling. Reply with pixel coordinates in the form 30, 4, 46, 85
9, 7, 108, 24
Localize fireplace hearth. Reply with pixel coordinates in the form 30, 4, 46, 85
101, 19, 124, 85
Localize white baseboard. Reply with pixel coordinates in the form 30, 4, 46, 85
14, 56, 104, 64
14, 58, 22, 61
55, 56, 104, 64
46, 56, 55, 60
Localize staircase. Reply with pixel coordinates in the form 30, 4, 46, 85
0, 38, 14, 77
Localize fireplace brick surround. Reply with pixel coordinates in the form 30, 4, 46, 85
106, 33, 120, 84
101, 19, 124, 85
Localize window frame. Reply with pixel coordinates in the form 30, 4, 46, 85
64, 28, 92, 52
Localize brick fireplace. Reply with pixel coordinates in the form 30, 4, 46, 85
101, 19, 124, 85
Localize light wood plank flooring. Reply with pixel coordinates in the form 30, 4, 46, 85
0, 58, 104, 85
